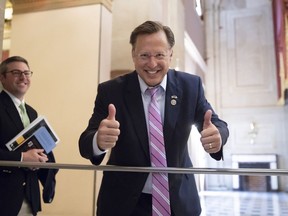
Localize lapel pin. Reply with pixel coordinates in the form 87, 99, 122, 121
171, 95, 177, 105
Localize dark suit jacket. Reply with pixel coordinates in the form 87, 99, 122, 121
0, 91, 58, 216
79, 70, 229, 216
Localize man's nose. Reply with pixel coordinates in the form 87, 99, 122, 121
146, 56, 158, 67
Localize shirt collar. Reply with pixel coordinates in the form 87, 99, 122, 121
138, 74, 167, 95
3, 88, 24, 107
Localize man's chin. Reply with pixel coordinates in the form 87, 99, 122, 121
145, 79, 162, 87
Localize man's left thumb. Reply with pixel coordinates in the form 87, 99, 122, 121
203, 110, 212, 129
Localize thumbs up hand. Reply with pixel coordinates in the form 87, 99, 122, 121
97, 104, 120, 151
200, 110, 222, 153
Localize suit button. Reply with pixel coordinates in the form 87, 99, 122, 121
22, 182, 26, 186
2, 169, 12, 173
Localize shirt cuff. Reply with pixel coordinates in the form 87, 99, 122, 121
92, 131, 108, 156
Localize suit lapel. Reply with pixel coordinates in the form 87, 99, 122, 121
124, 72, 150, 159
164, 70, 182, 149
0, 91, 24, 131
25, 105, 37, 123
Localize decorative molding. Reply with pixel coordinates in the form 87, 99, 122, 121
220, 6, 279, 108
12, 0, 112, 14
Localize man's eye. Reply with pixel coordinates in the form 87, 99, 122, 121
140, 54, 149, 58
155, 54, 166, 59
156, 54, 165, 57
12, 71, 21, 75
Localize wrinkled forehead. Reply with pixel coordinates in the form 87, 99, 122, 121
133, 32, 171, 53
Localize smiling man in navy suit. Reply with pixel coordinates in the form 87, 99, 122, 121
79, 21, 229, 216
0, 56, 58, 216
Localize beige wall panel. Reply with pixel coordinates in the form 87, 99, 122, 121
9, 4, 111, 215
220, 5, 278, 107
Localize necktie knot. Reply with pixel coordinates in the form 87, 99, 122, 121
146, 86, 160, 99
19, 103, 25, 112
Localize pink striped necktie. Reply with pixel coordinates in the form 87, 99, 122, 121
147, 86, 171, 216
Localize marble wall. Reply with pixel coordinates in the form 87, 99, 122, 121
205, 0, 288, 191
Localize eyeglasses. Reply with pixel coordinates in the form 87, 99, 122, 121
136, 52, 170, 61
6, 70, 33, 77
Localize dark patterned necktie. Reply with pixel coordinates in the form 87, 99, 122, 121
147, 87, 171, 216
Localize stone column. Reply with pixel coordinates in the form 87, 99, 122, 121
10, 1, 112, 215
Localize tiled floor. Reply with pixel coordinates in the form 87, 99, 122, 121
199, 191, 288, 216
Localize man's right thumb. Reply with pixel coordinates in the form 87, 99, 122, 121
107, 104, 116, 120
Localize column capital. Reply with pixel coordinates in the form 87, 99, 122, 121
12, 0, 112, 14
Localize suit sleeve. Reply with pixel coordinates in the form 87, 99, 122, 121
193, 76, 229, 161
37, 152, 58, 203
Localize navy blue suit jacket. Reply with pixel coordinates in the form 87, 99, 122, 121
0, 91, 58, 216
79, 70, 229, 216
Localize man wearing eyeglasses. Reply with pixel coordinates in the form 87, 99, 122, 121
0, 56, 57, 216
79, 21, 229, 216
